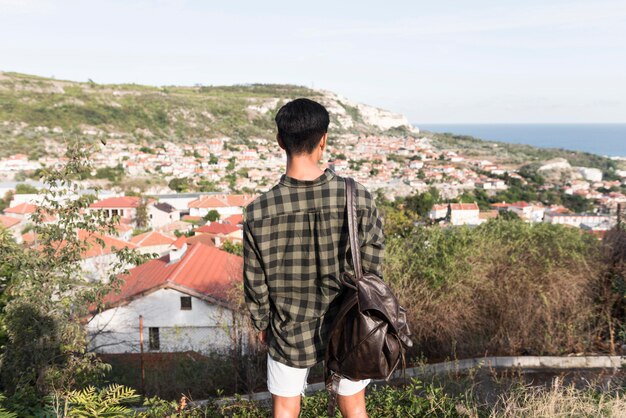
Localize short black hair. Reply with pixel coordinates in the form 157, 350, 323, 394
274, 98, 330, 155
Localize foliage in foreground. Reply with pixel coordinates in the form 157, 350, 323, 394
383, 218, 626, 359
5, 377, 626, 418
0, 141, 153, 412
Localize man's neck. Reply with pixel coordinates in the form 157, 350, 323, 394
285, 155, 324, 181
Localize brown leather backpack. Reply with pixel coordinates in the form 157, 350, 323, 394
325, 177, 413, 415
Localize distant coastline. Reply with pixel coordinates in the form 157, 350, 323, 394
416, 123, 626, 158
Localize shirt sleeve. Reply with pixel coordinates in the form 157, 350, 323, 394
359, 198, 385, 279
242, 220, 270, 331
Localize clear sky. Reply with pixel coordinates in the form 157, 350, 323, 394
1, 0, 625, 123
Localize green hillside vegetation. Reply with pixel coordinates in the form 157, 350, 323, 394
0, 72, 383, 159
430, 131, 624, 177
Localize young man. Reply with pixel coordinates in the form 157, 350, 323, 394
243, 98, 384, 418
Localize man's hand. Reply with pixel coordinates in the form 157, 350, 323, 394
259, 330, 268, 345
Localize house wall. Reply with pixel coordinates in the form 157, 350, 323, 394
87, 288, 242, 355
148, 206, 180, 229
189, 206, 242, 219
136, 244, 172, 256
81, 253, 129, 282
450, 210, 480, 226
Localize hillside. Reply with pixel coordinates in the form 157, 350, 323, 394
0, 71, 414, 159
1, 71, 623, 177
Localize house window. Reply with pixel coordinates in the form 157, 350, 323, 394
149, 327, 160, 350
180, 296, 192, 310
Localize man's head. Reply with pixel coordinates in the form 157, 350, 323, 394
274, 98, 329, 156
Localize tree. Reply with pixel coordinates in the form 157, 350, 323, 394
203, 210, 220, 222
404, 187, 440, 218
562, 194, 594, 213
498, 210, 521, 221
94, 165, 124, 182
0, 190, 14, 212
14, 184, 38, 194
135, 196, 149, 228
222, 240, 243, 256
0, 140, 150, 410
168, 177, 192, 193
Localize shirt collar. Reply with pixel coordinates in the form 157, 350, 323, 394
279, 168, 335, 188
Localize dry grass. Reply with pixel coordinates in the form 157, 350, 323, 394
491, 377, 626, 417
385, 220, 604, 359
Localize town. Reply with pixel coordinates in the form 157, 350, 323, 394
1, 131, 625, 365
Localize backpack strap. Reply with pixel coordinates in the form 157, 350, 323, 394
325, 177, 363, 417
345, 177, 363, 282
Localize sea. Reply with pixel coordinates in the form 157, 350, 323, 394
416, 124, 626, 158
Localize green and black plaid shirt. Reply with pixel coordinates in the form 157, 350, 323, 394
243, 168, 384, 367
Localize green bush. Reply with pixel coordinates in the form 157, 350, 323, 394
384, 219, 601, 358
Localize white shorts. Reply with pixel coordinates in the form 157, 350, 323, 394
267, 353, 370, 397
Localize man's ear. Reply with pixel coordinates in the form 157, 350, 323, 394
319, 133, 328, 151
276, 133, 286, 151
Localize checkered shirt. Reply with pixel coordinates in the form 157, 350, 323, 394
243, 168, 384, 367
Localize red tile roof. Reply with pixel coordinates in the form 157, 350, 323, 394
4, 202, 36, 214
189, 196, 227, 209
181, 215, 203, 222
101, 243, 242, 308
90, 196, 142, 209
479, 210, 499, 219
171, 235, 187, 249
490, 203, 510, 208
22, 231, 36, 245
78, 230, 138, 258
159, 220, 193, 233
195, 222, 240, 235
130, 230, 176, 247
188, 194, 255, 209
223, 214, 244, 225
432, 203, 479, 211
0, 214, 20, 229
449, 203, 479, 211
186, 234, 216, 246
114, 223, 134, 233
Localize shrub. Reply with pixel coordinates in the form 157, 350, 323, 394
385, 219, 600, 359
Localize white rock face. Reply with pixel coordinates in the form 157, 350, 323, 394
317, 90, 415, 132
318, 95, 354, 130
576, 167, 603, 182
355, 103, 412, 131
247, 98, 280, 114
538, 158, 572, 172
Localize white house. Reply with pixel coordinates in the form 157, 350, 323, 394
3, 202, 37, 221
89, 196, 155, 227
194, 221, 243, 246
87, 239, 245, 356
77, 229, 139, 282
544, 213, 613, 229
508, 202, 545, 223
188, 194, 256, 219
429, 203, 481, 226
148, 202, 180, 229
0, 154, 41, 174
